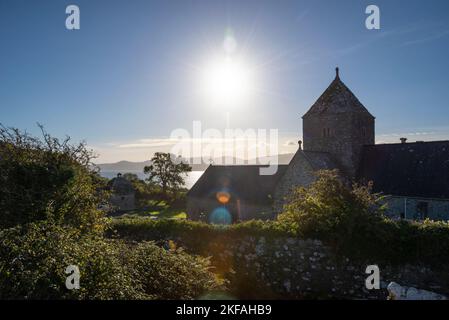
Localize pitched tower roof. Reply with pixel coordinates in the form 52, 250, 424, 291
302, 68, 374, 118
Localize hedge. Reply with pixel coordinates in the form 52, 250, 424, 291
109, 217, 449, 268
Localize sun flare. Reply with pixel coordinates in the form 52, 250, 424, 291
200, 56, 255, 107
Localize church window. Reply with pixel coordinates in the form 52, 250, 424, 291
323, 128, 331, 137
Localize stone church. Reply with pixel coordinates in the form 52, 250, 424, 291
187, 68, 449, 223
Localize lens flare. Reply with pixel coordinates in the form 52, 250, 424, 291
216, 191, 231, 204
209, 207, 232, 225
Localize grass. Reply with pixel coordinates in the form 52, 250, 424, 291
112, 199, 187, 220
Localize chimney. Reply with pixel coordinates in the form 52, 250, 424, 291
298, 140, 302, 150
400, 137, 407, 144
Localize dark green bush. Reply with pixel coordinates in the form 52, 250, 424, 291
278, 170, 385, 242
109, 218, 294, 251
0, 125, 107, 232
0, 222, 140, 299
0, 222, 222, 300
129, 242, 222, 299
277, 170, 449, 266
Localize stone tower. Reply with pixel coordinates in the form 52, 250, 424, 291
302, 68, 375, 177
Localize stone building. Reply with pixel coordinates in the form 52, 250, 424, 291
108, 173, 136, 212
187, 68, 449, 223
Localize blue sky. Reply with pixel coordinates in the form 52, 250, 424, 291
1, 0, 449, 162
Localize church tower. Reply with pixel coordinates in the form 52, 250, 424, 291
302, 68, 375, 177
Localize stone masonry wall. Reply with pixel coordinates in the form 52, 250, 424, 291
303, 113, 374, 178
168, 235, 449, 299
273, 151, 315, 214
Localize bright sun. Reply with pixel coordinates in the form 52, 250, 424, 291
200, 56, 255, 107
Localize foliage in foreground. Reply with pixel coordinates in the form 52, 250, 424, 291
276, 170, 449, 265
278, 170, 386, 256
0, 124, 106, 232
0, 222, 222, 300
111, 200, 449, 267
110, 218, 293, 250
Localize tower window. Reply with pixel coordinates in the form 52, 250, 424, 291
323, 128, 331, 137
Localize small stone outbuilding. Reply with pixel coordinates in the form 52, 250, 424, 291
108, 173, 136, 212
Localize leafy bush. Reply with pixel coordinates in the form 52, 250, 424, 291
129, 242, 222, 300
0, 222, 222, 300
278, 170, 385, 240
109, 218, 294, 250
0, 125, 107, 232
277, 170, 449, 266
0, 222, 140, 299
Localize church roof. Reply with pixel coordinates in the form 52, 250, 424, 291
358, 141, 449, 199
187, 165, 288, 205
303, 68, 374, 119
302, 150, 341, 171
108, 175, 135, 195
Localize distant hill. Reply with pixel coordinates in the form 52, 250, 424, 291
96, 153, 294, 173
95, 160, 152, 172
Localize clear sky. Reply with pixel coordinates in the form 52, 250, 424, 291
1, 0, 449, 163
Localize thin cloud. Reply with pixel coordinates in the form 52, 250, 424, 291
401, 29, 449, 46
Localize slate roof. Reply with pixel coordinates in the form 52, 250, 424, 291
187, 165, 288, 205
108, 176, 135, 195
358, 141, 449, 199
302, 151, 341, 171
303, 69, 374, 119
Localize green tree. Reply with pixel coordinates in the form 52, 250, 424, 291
122, 172, 139, 182
143, 152, 191, 197
0, 124, 107, 232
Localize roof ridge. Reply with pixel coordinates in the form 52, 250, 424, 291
365, 140, 449, 148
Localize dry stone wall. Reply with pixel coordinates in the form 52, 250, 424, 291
167, 235, 449, 299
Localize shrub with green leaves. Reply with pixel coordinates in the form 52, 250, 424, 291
129, 242, 222, 300
0, 124, 107, 232
278, 170, 385, 240
110, 218, 294, 251
0, 222, 222, 300
277, 170, 449, 265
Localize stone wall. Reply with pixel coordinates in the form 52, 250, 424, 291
273, 151, 315, 214
303, 113, 374, 178
168, 235, 449, 299
109, 193, 136, 211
